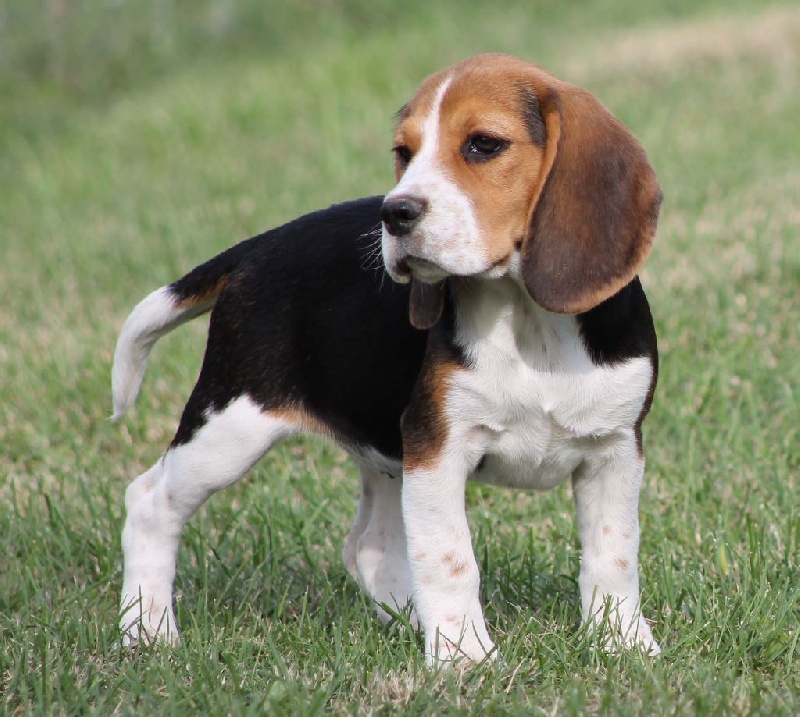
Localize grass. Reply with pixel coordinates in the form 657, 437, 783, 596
1, 0, 798, 713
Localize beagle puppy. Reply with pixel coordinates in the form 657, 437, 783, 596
113, 53, 662, 665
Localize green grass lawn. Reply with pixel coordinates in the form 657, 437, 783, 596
1, 1, 798, 714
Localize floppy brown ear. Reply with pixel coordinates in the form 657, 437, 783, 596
522, 76, 662, 314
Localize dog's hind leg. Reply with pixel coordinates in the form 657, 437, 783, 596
342, 467, 375, 581
349, 462, 416, 625
120, 395, 295, 645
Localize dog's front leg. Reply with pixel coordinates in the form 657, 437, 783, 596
402, 453, 494, 667
572, 435, 660, 655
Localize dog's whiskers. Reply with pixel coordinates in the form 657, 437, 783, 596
360, 225, 385, 273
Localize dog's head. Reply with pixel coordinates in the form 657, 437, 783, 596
381, 53, 662, 329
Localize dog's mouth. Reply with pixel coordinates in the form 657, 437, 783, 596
394, 251, 510, 283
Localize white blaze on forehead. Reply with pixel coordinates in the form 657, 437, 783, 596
394, 75, 452, 190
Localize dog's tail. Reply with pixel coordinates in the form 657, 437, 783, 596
111, 237, 258, 421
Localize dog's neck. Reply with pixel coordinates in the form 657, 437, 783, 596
450, 274, 588, 372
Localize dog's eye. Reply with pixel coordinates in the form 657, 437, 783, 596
393, 145, 413, 168
463, 134, 508, 162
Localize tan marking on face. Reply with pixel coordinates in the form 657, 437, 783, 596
391, 69, 450, 180
433, 62, 547, 264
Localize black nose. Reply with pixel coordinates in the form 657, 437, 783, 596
381, 196, 427, 236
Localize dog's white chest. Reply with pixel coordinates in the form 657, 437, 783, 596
450, 293, 652, 490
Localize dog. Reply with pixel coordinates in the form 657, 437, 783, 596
113, 53, 662, 666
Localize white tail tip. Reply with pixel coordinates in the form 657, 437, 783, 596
111, 287, 182, 420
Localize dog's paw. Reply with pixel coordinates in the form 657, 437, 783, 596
425, 620, 497, 669
120, 594, 180, 648
591, 614, 661, 657
120, 619, 180, 649
626, 617, 661, 656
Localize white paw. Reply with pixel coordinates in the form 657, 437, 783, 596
625, 617, 661, 655
120, 593, 179, 647
589, 612, 661, 656
425, 620, 497, 668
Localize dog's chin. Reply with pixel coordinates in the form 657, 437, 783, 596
411, 266, 448, 284
389, 256, 448, 285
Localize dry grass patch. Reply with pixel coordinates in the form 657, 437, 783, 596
565, 4, 800, 82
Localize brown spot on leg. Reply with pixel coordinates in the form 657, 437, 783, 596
602, 524, 613, 536
442, 551, 469, 578
615, 558, 630, 571
452, 563, 468, 577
